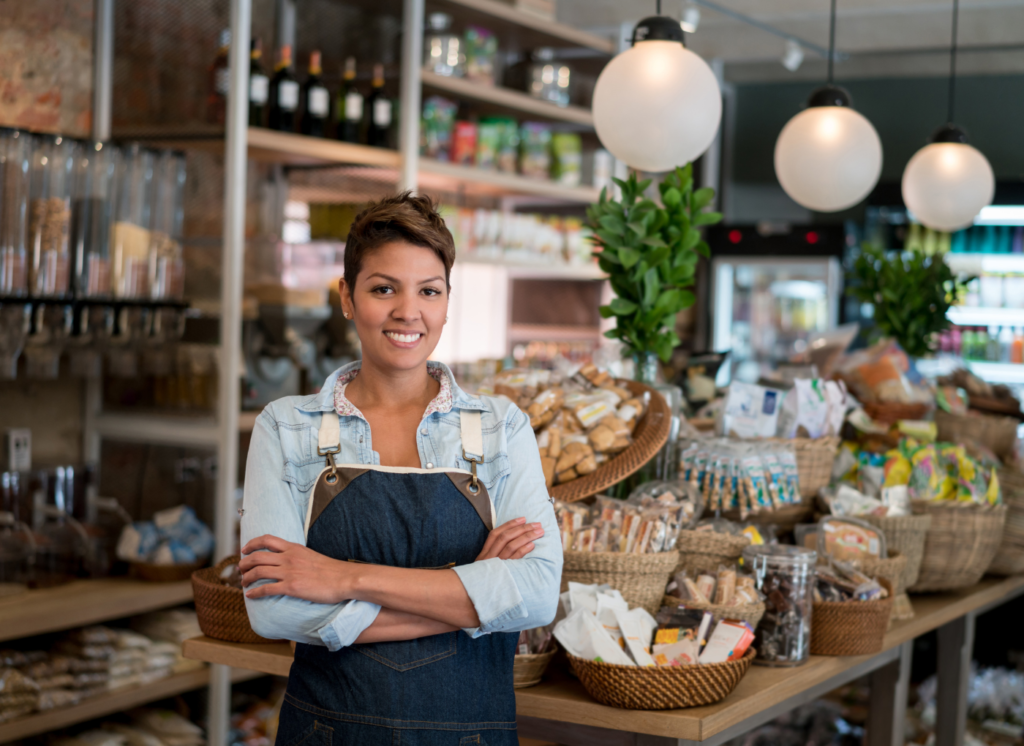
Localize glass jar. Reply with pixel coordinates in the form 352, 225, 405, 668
29, 135, 75, 297
0, 473, 32, 598
111, 143, 155, 299
742, 544, 816, 667
526, 48, 571, 107
149, 150, 186, 300
423, 13, 465, 77
1, 129, 31, 296
71, 140, 118, 298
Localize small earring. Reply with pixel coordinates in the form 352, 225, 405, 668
343, 312, 351, 319
445, 316, 449, 323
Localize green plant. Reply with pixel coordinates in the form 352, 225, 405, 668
847, 243, 971, 358
586, 165, 722, 362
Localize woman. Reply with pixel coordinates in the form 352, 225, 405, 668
239, 192, 562, 746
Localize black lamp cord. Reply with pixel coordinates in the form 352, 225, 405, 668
948, 0, 959, 124
827, 0, 837, 85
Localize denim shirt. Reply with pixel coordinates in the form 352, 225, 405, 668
241, 360, 562, 651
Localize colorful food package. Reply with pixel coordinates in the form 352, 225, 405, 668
614, 607, 658, 667
451, 121, 478, 166
553, 608, 634, 665
698, 620, 755, 664
519, 122, 552, 179
464, 26, 498, 85
420, 96, 458, 160
550, 132, 582, 186
722, 382, 784, 439
817, 516, 886, 561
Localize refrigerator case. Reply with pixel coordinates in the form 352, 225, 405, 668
711, 256, 842, 384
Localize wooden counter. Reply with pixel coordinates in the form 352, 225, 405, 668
183, 575, 1024, 745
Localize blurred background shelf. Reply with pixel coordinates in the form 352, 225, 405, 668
947, 306, 1024, 326
419, 158, 601, 201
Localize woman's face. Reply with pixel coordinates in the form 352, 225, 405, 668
339, 241, 448, 374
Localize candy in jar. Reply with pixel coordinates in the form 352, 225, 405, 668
742, 544, 815, 667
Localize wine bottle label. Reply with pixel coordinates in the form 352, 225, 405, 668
215, 68, 230, 95
278, 80, 300, 110
250, 75, 269, 104
373, 99, 392, 127
345, 92, 363, 121
308, 87, 329, 117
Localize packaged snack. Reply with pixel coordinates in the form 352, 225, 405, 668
420, 96, 458, 160
551, 132, 582, 186
595, 592, 629, 648
519, 123, 552, 179
698, 620, 755, 663
614, 607, 658, 666
714, 568, 736, 605
553, 607, 634, 665
464, 26, 498, 85
696, 574, 716, 601
818, 516, 886, 561
475, 117, 503, 170
451, 121, 478, 166
722, 382, 783, 439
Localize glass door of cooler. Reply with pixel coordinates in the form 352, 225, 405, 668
711, 256, 842, 384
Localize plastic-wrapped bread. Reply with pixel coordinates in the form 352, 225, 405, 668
714, 569, 736, 605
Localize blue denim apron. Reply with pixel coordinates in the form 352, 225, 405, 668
275, 412, 518, 746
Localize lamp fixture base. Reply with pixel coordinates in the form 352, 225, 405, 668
931, 124, 969, 144
632, 16, 685, 44
807, 84, 852, 108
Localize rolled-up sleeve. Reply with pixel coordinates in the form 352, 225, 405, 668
241, 410, 380, 650
451, 406, 562, 637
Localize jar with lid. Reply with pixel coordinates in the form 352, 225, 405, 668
507, 49, 572, 107
1, 129, 31, 296
149, 150, 186, 300
0, 472, 32, 598
111, 143, 155, 299
423, 13, 465, 77
742, 544, 816, 666
28, 135, 75, 297
71, 141, 118, 298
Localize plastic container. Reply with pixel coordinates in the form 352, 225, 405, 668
742, 544, 816, 667
111, 143, 155, 298
1, 129, 32, 296
149, 150, 186, 300
423, 13, 465, 77
525, 48, 571, 107
28, 135, 75, 297
71, 140, 118, 298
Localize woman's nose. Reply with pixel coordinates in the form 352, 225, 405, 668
391, 292, 421, 321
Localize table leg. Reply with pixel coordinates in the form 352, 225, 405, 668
935, 613, 976, 746
866, 640, 913, 746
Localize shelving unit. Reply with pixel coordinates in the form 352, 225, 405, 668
947, 306, 1024, 327
0, 667, 264, 745
421, 71, 594, 126
419, 157, 601, 201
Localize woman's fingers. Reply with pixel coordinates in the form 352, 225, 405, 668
479, 524, 538, 560
240, 564, 286, 587
238, 551, 285, 572
244, 580, 288, 599
498, 526, 544, 559
242, 534, 293, 555
476, 517, 526, 558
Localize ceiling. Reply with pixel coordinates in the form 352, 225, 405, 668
557, 0, 1024, 82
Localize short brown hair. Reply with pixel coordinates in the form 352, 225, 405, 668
344, 192, 456, 296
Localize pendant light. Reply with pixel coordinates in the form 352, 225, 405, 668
901, 0, 993, 232
773, 0, 882, 212
592, 0, 722, 173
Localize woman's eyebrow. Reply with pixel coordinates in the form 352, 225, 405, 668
365, 272, 444, 285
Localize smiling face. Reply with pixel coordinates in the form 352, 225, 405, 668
339, 241, 449, 374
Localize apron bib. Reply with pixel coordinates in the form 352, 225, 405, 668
276, 411, 518, 746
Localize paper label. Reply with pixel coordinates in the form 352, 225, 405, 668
249, 74, 269, 104
373, 98, 392, 127
345, 92, 363, 121
308, 86, 329, 117
278, 80, 299, 110
215, 67, 230, 95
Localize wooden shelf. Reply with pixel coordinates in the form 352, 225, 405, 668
431, 0, 615, 55
460, 255, 605, 279
183, 637, 295, 677
508, 323, 603, 342
421, 72, 593, 127
0, 667, 264, 744
0, 578, 194, 644
419, 158, 600, 202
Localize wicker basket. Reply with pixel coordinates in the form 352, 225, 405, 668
514, 647, 557, 689
661, 594, 765, 629
909, 502, 1007, 592
567, 648, 755, 710
551, 380, 671, 503
857, 551, 909, 626
192, 556, 279, 644
935, 410, 1019, 461
561, 550, 679, 616
863, 402, 930, 426
811, 578, 894, 656
675, 530, 751, 577
132, 560, 205, 583
988, 467, 1024, 576
790, 437, 842, 498
859, 514, 932, 592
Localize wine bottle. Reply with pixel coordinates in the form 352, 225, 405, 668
365, 63, 392, 147
335, 57, 363, 143
206, 29, 231, 125
248, 38, 269, 127
300, 50, 330, 137
268, 44, 300, 132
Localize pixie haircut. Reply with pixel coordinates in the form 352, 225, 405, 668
343, 192, 456, 296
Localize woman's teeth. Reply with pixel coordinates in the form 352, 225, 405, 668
385, 332, 422, 343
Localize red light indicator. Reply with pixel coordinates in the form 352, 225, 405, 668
728, 229, 742, 244
806, 231, 820, 244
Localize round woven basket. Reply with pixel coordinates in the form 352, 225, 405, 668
908, 502, 1007, 593
561, 550, 679, 616
935, 410, 1019, 462
859, 514, 932, 591
661, 594, 765, 629
723, 501, 816, 535
514, 647, 557, 689
192, 555, 279, 644
859, 550, 908, 596
567, 648, 755, 710
810, 578, 894, 656
675, 530, 751, 577
989, 467, 1024, 576
132, 559, 205, 583
863, 402, 929, 426
550, 380, 671, 503
790, 437, 842, 498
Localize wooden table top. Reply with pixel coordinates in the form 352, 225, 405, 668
183, 574, 1024, 741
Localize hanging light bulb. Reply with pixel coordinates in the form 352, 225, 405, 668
901, 0, 993, 231
592, 7, 721, 173
773, 0, 882, 212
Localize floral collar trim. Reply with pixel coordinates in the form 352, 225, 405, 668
332, 365, 454, 421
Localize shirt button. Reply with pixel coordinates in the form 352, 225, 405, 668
420, 429, 428, 436
426, 462, 434, 469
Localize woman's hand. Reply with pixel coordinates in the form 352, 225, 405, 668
475, 517, 545, 561
240, 535, 352, 604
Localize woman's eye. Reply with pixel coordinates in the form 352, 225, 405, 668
422, 287, 442, 297
371, 285, 394, 295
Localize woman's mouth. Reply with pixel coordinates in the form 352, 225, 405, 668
384, 331, 424, 348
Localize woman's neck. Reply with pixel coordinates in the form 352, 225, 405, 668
345, 359, 440, 412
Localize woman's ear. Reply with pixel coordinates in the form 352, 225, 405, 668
338, 278, 353, 319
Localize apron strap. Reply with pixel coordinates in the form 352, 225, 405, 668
460, 410, 484, 461
319, 411, 342, 453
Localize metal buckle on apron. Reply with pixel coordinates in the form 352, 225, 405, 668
318, 443, 340, 484
462, 449, 483, 493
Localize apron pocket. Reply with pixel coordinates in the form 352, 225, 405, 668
281, 719, 332, 746
354, 632, 457, 672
